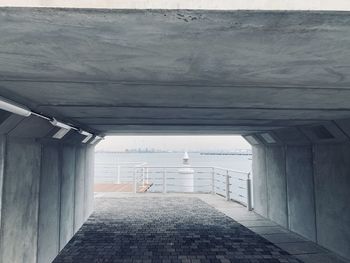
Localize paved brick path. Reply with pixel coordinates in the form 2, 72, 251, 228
53, 197, 302, 263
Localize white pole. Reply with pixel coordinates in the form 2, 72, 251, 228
142, 167, 145, 186
226, 170, 230, 201
133, 169, 137, 194
117, 165, 120, 184
146, 168, 149, 184
163, 168, 167, 193
247, 173, 253, 211
211, 168, 215, 195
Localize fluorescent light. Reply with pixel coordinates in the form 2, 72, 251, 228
82, 134, 93, 143
50, 118, 72, 130
261, 133, 276, 144
78, 129, 93, 143
52, 128, 71, 139
90, 136, 102, 145
244, 135, 259, 145
79, 129, 90, 136
0, 96, 32, 117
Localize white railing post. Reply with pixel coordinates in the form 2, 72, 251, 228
117, 165, 120, 184
247, 172, 253, 211
133, 168, 137, 194
211, 167, 215, 195
226, 170, 230, 201
142, 167, 145, 186
163, 168, 167, 193
146, 168, 149, 184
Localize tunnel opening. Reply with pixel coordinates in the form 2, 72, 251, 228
93, 135, 252, 204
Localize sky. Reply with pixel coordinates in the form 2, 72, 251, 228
95, 135, 251, 152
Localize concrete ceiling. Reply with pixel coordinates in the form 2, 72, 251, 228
1, 8, 350, 135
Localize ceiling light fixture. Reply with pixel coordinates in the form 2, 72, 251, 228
0, 96, 32, 117
90, 136, 103, 145
52, 128, 71, 139
79, 129, 93, 143
50, 118, 74, 130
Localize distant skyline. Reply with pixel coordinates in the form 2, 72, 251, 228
96, 135, 251, 152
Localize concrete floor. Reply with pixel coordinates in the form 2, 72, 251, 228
52, 193, 350, 263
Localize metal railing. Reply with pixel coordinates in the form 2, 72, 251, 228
95, 163, 253, 210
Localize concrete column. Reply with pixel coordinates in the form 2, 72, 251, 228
252, 145, 268, 217
84, 145, 95, 220
74, 146, 86, 232
266, 146, 288, 228
285, 145, 316, 242
37, 144, 61, 263
59, 145, 76, 249
0, 138, 41, 263
0, 135, 5, 229
313, 143, 350, 259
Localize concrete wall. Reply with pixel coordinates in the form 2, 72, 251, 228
251, 128, 350, 260
0, 115, 95, 263
314, 143, 350, 259
252, 146, 268, 217
266, 146, 288, 228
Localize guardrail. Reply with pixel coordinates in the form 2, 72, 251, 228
95, 163, 253, 210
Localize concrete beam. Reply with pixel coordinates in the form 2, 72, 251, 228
1, 0, 350, 11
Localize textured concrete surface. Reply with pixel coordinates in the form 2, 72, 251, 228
2, 0, 350, 11
53, 196, 301, 263
313, 143, 350, 260
252, 141, 350, 261
74, 146, 86, 231
0, 138, 41, 263
266, 146, 288, 228
252, 146, 268, 217
285, 146, 316, 242
38, 144, 60, 263
60, 145, 76, 250
84, 145, 95, 220
0, 114, 96, 263
2, 10, 350, 134
0, 136, 5, 229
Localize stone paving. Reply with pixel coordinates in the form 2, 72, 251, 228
53, 197, 302, 263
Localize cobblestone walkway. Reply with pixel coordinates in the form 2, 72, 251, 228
53, 197, 302, 263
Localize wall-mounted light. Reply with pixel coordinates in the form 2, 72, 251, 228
0, 96, 32, 117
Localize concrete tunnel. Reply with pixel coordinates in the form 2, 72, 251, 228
0, 1, 350, 262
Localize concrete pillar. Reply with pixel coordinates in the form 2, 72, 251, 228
252, 145, 268, 217
0, 135, 5, 229
285, 145, 316, 242
37, 144, 61, 263
313, 143, 350, 259
266, 146, 288, 228
84, 145, 95, 220
0, 138, 41, 263
74, 146, 86, 231
60, 145, 76, 249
